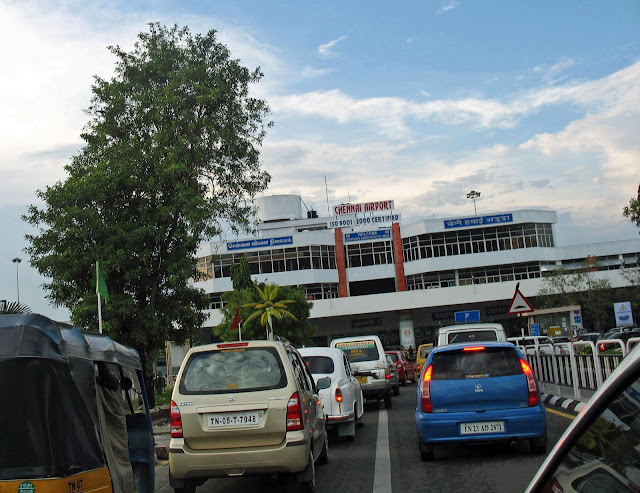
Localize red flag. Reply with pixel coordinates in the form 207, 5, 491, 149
231, 308, 241, 330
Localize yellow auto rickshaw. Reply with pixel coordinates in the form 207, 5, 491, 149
0, 313, 155, 493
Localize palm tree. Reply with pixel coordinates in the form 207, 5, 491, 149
242, 283, 297, 340
0, 301, 32, 314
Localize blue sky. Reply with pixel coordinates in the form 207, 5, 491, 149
1, 0, 639, 320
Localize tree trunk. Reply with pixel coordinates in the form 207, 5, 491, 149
139, 348, 157, 409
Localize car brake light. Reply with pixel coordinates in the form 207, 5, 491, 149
335, 387, 343, 402
170, 400, 183, 438
420, 365, 433, 413
599, 343, 605, 351
520, 359, 539, 407
463, 346, 485, 352
287, 392, 304, 431
416, 365, 421, 372
385, 367, 391, 379
217, 342, 249, 348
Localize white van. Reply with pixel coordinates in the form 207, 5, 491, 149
330, 335, 392, 409
434, 323, 507, 347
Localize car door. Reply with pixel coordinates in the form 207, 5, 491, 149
289, 350, 324, 456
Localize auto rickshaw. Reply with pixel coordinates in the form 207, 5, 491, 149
0, 313, 155, 493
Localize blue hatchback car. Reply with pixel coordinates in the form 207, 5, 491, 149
415, 341, 547, 460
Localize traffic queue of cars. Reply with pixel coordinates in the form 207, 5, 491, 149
167, 334, 416, 491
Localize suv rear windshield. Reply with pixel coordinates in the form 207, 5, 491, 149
179, 347, 286, 394
447, 330, 498, 344
335, 340, 381, 363
432, 347, 522, 380
303, 356, 335, 375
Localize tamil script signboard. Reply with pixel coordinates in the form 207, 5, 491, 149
444, 213, 513, 229
227, 236, 293, 251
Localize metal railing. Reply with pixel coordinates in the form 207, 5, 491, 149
513, 338, 640, 401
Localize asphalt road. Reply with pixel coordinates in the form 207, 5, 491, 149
154, 382, 574, 492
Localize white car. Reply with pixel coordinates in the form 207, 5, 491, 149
299, 347, 365, 441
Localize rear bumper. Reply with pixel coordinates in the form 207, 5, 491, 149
415, 405, 546, 445
169, 430, 311, 480
361, 378, 391, 400
326, 411, 355, 424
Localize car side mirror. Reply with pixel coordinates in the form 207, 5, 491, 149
120, 376, 133, 391
316, 376, 331, 390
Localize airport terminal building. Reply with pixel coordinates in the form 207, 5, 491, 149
191, 195, 640, 347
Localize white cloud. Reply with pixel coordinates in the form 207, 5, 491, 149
301, 66, 334, 78
436, 1, 460, 14
317, 36, 347, 57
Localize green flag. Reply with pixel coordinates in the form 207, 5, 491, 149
95, 261, 110, 303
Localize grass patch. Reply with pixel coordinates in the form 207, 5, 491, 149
155, 385, 173, 406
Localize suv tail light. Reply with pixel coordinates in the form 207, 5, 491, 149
287, 392, 304, 431
520, 359, 539, 407
420, 365, 433, 413
385, 367, 391, 379
170, 400, 183, 438
335, 387, 343, 402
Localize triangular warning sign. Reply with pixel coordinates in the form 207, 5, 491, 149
508, 287, 534, 314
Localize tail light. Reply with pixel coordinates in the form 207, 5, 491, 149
520, 359, 539, 407
335, 387, 343, 402
420, 365, 433, 413
599, 343, 605, 351
287, 392, 304, 431
385, 367, 391, 379
416, 364, 421, 373
170, 400, 183, 438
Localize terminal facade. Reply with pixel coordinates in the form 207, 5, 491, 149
191, 195, 640, 348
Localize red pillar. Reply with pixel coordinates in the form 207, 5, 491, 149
393, 222, 406, 292
334, 228, 349, 297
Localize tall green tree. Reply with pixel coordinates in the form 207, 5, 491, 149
623, 183, 640, 232
230, 254, 253, 291
22, 23, 272, 406
537, 258, 614, 332
216, 283, 315, 346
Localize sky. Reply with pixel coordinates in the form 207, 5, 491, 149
1, 0, 639, 321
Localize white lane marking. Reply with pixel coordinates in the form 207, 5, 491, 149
373, 409, 391, 493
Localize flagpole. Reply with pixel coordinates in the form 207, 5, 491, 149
98, 293, 103, 334
239, 321, 242, 341
96, 261, 103, 334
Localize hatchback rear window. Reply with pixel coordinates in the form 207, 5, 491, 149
387, 353, 399, 362
335, 340, 381, 363
303, 356, 335, 375
431, 347, 522, 380
447, 330, 498, 344
179, 347, 286, 394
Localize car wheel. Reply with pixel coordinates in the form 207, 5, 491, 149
419, 439, 435, 461
297, 451, 316, 492
384, 394, 392, 409
530, 431, 548, 455
394, 384, 400, 396
173, 484, 196, 493
318, 433, 329, 464
356, 410, 365, 427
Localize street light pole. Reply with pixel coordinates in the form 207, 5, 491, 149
466, 190, 481, 215
12, 257, 22, 303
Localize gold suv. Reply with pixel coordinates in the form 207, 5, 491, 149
168, 339, 329, 492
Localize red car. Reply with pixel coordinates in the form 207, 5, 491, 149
385, 350, 416, 385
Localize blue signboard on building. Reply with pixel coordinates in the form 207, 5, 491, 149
444, 213, 513, 229
454, 310, 481, 323
530, 323, 540, 336
344, 229, 391, 243
227, 236, 293, 251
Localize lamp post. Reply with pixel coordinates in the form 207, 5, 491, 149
466, 190, 481, 215
12, 257, 22, 303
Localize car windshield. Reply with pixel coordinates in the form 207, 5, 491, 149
303, 356, 335, 375
335, 340, 381, 363
420, 346, 432, 358
180, 347, 286, 394
387, 353, 399, 362
431, 346, 522, 380
447, 330, 498, 344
